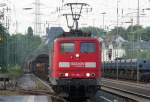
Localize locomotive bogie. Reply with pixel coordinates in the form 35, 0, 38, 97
49, 78, 100, 98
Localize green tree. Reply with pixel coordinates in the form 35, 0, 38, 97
126, 25, 143, 41
130, 26, 150, 41
109, 27, 127, 40
140, 27, 150, 41
126, 25, 143, 33
0, 23, 9, 72
81, 26, 105, 37
0, 23, 9, 43
27, 26, 33, 37
8, 33, 41, 66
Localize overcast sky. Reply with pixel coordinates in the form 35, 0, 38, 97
1, 0, 150, 35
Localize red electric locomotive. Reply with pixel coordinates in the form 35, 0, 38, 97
49, 33, 101, 98
48, 2, 101, 99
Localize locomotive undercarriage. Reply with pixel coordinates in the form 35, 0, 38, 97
50, 78, 100, 98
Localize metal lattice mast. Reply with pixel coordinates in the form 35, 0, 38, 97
0, 1, 11, 31
34, 0, 41, 35
137, 0, 140, 25
116, 0, 119, 80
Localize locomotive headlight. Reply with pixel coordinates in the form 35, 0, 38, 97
86, 73, 90, 77
75, 53, 80, 58
59, 62, 70, 68
65, 73, 69, 77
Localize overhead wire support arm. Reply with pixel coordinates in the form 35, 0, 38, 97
64, 3, 89, 30
65, 3, 89, 20
63, 14, 76, 30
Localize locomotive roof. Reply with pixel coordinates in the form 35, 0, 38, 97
54, 37, 99, 42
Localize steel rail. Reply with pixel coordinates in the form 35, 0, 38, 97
101, 83, 150, 102
102, 78, 150, 89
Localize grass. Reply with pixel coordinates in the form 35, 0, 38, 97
0, 65, 23, 96
0, 90, 20, 96
35, 80, 48, 90
7, 65, 23, 79
0, 65, 23, 79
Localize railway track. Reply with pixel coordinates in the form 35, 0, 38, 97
18, 73, 68, 102
102, 78, 150, 91
19, 84, 93, 102
18, 89, 53, 95
18, 89, 67, 102
33, 73, 96, 102
18, 74, 139, 102
101, 78, 150, 102
34, 73, 140, 102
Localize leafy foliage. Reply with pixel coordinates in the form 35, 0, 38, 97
0, 23, 9, 36
126, 25, 143, 33
7, 64, 23, 78
108, 25, 150, 41
0, 23, 9, 72
136, 27, 150, 41
109, 27, 127, 40
27, 26, 33, 37
81, 26, 105, 37
8, 33, 42, 66
108, 25, 150, 59
80, 25, 150, 42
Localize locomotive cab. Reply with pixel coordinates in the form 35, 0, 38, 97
49, 37, 101, 98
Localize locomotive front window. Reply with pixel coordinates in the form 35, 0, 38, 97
80, 42, 96, 53
61, 43, 74, 52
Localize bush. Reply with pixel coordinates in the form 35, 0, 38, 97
7, 65, 23, 78
0, 66, 7, 73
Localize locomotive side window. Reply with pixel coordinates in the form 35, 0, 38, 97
61, 43, 74, 52
80, 42, 96, 53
